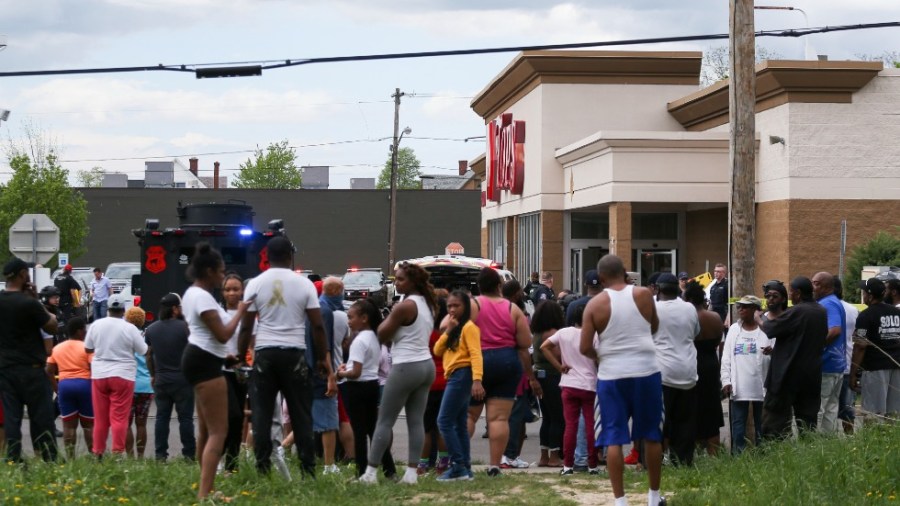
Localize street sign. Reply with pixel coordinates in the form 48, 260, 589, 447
58, 253, 69, 267
9, 214, 60, 265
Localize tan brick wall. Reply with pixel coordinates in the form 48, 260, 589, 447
480, 226, 488, 259
609, 202, 633, 270
541, 210, 565, 285
755, 201, 791, 292
786, 199, 900, 284
685, 207, 728, 277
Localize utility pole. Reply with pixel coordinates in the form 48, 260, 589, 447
387, 88, 404, 273
729, 0, 757, 304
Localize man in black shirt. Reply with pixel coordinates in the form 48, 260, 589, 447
0, 258, 59, 462
850, 278, 900, 421
144, 293, 196, 461
53, 264, 82, 323
707, 263, 729, 323
760, 276, 828, 439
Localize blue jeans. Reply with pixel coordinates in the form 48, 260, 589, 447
574, 414, 587, 467
0, 365, 58, 462
92, 300, 108, 321
154, 381, 196, 460
730, 400, 762, 455
437, 367, 473, 468
838, 374, 855, 423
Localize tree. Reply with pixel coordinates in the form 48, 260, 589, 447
232, 140, 302, 189
0, 124, 89, 267
855, 51, 900, 69
843, 227, 900, 303
376, 146, 422, 190
700, 45, 783, 87
76, 166, 105, 187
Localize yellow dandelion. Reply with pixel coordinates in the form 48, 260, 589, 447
241, 491, 250, 496
191, 483, 198, 490
14, 498, 21, 503
14, 484, 23, 488
117, 498, 130, 503
48, 491, 56, 495
868, 492, 874, 497
75, 480, 82, 485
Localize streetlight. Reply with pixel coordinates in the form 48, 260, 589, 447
754, 5, 812, 60
388, 125, 411, 272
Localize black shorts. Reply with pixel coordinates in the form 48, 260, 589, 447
471, 347, 522, 404
182, 344, 225, 386
423, 389, 444, 433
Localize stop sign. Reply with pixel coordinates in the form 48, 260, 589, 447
9, 214, 60, 264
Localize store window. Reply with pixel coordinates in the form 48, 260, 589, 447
571, 212, 609, 240
488, 219, 506, 264
633, 213, 678, 240
516, 213, 541, 282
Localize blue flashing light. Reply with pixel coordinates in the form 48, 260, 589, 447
239, 228, 253, 236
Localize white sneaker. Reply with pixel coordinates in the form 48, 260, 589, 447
323, 464, 340, 475
501, 455, 530, 469
358, 472, 378, 485
272, 446, 292, 482
399, 470, 418, 485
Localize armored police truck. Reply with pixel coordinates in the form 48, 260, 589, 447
131, 201, 285, 323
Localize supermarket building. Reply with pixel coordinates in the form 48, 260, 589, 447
469, 50, 900, 293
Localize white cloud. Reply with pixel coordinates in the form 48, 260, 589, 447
14, 78, 337, 125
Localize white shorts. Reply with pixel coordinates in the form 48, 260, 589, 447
860, 369, 900, 415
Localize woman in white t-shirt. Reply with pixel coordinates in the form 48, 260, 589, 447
721, 295, 771, 455
337, 299, 397, 478
181, 244, 251, 501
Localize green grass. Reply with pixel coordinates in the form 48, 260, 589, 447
664, 424, 900, 505
0, 425, 896, 505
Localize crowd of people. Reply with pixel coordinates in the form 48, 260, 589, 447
0, 243, 898, 504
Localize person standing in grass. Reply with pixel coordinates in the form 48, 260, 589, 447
46, 317, 93, 458
181, 243, 251, 500
124, 306, 153, 459
580, 255, 664, 506
84, 293, 147, 458
360, 262, 436, 485
720, 295, 771, 454
850, 278, 900, 424
541, 303, 602, 475
434, 290, 482, 482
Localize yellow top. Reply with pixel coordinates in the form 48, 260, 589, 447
433, 321, 483, 381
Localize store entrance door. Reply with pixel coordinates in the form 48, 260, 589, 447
634, 249, 677, 286
570, 247, 606, 293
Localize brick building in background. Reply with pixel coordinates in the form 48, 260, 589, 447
470, 50, 899, 294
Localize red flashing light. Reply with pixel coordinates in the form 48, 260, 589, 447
349, 267, 358, 272
173, 229, 185, 236
145, 311, 155, 322
490, 262, 503, 269
150, 231, 163, 236
263, 231, 274, 237
133, 296, 141, 307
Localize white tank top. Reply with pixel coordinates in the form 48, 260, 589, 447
390, 295, 434, 365
595, 285, 659, 380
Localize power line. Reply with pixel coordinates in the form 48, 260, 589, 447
1, 22, 897, 78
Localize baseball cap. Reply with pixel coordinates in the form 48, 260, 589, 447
3, 258, 31, 278
678, 271, 690, 280
858, 278, 885, 297
656, 273, 678, 285
108, 293, 128, 310
159, 293, 182, 307
736, 295, 762, 308
647, 272, 661, 286
583, 269, 600, 286
64, 264, 73, 272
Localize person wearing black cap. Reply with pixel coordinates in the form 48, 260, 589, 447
760, 276, 828, 438
565, 270, 603, 327
850, 278, 900, 422
0, 258, 59, 462
677, 272, 690, 299
144, 292, 196, 462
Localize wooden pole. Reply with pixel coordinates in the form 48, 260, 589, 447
729, 0, 757, 303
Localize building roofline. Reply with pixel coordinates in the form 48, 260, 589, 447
471, 50, 703, 122
668, 59, 884, 131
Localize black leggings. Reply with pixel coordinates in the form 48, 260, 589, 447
538, 373, 565, 451
223, 370, 248, 472
340, 380, 396, 477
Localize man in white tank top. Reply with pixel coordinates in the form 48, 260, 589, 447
580, 255, 665, 506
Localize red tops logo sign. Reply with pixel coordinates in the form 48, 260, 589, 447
485, 113, 525, 205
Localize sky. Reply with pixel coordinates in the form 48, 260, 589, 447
1, 0, 898, 188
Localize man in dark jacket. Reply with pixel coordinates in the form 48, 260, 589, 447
760, 276, 828, 439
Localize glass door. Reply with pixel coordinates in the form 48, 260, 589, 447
571, 247, 607, 293
570, 249, 583, 293
635, 249, 677, 286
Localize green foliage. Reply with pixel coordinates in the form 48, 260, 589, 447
665, 424, 899, 505
843, 227, 900, 303
700, 45, 783, 87
232, 140, 302, 189
76, 167, 105, 188
0, 128, 89, 268
376, 146, 422, 190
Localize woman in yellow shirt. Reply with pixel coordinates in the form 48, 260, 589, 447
433, 290, 483, 482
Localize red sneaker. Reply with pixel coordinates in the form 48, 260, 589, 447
623, 447, 640, 465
